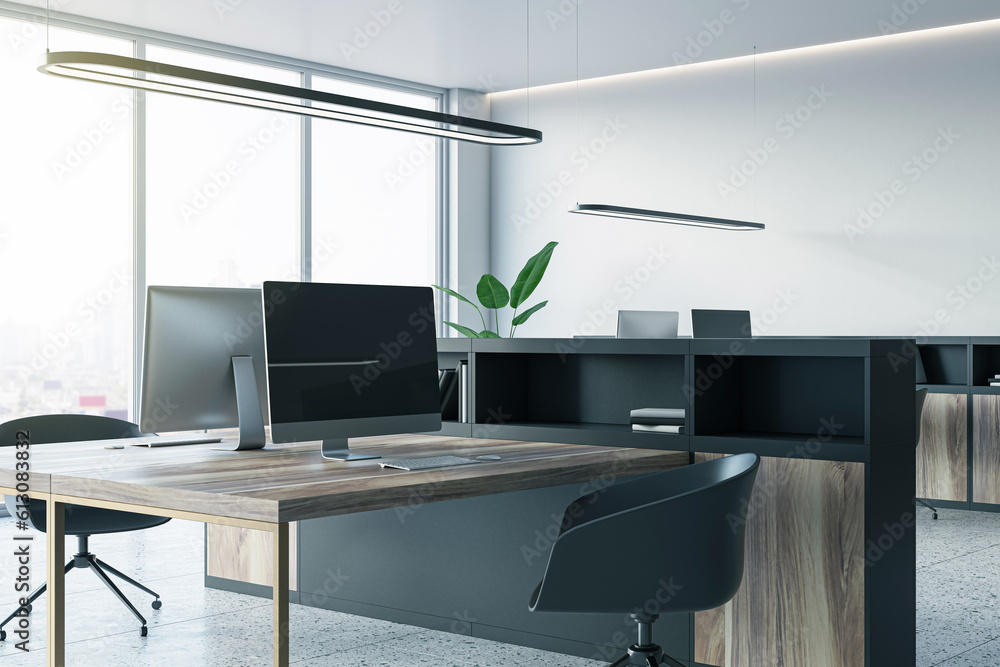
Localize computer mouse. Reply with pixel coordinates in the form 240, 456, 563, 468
476, 455, 502, 461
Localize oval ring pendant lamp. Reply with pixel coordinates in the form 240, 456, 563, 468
567, 9, 762, 230
36, 0, 541, 148
39, 51, 542, 146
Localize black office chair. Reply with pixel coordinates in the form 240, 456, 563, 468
914, 388, 938, 520
0, 414, 170, 640
529, 453, 760, 667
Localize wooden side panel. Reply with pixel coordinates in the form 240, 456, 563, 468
693, 456, 865, 667
694, 455, 728, 665
973, 394, 1000, 504
916, 393, 968, 502
208, 522, 297, 590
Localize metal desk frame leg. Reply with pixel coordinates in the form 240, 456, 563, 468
46, 499, 65, 667
273, 523, 289, 666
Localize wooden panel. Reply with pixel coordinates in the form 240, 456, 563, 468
973, 394, 1000, 504
208, 522, 297, 589
916, 393, 967, 502
693, 456, 865, 667
24, 435, 686, 523
693, 453, 727, 664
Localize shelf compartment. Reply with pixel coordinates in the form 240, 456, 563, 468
972, 344, 1000, 387
917, 344, 968, 385
473, 352, 687, 428
692, 355, 866, 441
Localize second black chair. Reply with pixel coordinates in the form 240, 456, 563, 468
529, 452, 760, 667
0, 414, 170, 640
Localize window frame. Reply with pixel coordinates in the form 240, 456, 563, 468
0, 2, 448, 419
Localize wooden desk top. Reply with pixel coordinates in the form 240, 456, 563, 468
3, 434, 687, 524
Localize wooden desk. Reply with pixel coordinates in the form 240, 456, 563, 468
0, 433, 686, 666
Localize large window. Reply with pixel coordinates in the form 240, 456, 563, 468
0, 20, 133, 422
311, 76, 438, 287
145, 46, 301, 289
0, 10, 443, 424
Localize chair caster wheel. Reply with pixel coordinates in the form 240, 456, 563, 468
0, 629, 6, 641
152, 600, 162, 610
933, 513, 938, 520
140, 626, 148, 637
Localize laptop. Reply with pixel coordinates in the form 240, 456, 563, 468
616, 311, 679, 339
691, 309, 752, 338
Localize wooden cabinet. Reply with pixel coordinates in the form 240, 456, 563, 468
916, 393, 967, 502
973, 394, 1000, 504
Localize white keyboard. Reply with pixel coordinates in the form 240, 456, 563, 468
379, 455, 482, 471
130, 435, 223, 447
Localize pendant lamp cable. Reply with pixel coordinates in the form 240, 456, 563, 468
575, 0, 580, 205
525, 0, 530, 128
753, 45, 757, 220
45, 0, 49, 53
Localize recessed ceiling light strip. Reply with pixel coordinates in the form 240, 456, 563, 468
39, 51, 542, 146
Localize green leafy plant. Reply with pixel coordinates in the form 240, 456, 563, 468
434, 241, 558, 338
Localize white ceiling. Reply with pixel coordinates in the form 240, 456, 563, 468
15, 0, 1000, 91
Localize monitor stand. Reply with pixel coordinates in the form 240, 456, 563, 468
212, 356, 267, 451
321, 439, 380, 461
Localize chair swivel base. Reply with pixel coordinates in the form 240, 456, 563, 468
608, 645, 686, 667
0, 535, 162, 641
605, 614, 686, 667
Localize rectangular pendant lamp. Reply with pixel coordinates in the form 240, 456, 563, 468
569, 203, 764, 231
39, 51, 542, 146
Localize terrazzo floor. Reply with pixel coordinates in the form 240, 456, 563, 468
0, 505, 994, 666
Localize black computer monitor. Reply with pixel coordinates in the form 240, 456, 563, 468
140, 286, 268, 450
691, 309, 752, 338
262, 281, 441, 461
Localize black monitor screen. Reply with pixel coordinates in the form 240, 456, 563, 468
262, 281, 439, 439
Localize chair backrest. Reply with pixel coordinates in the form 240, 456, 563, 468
915, 388, 928, 446
530, 452, 760, 616
0, 414, 143, 447
1, 414, 145, 525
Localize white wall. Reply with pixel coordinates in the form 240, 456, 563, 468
487, 20, 1000, 338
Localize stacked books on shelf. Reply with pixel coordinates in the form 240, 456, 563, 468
630, 407, 685, 434
990, 374, 1000, 387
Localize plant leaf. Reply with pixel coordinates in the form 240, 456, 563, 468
433, 284, 478, 309
478, 330, 501, 338
511, 301, 548, 326
509, 241, 558, 308
476, 274, 509, 309
443, 321, 481, 338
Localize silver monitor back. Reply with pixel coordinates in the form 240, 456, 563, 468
617, 310, 679, 339
140, 286, 268, 448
